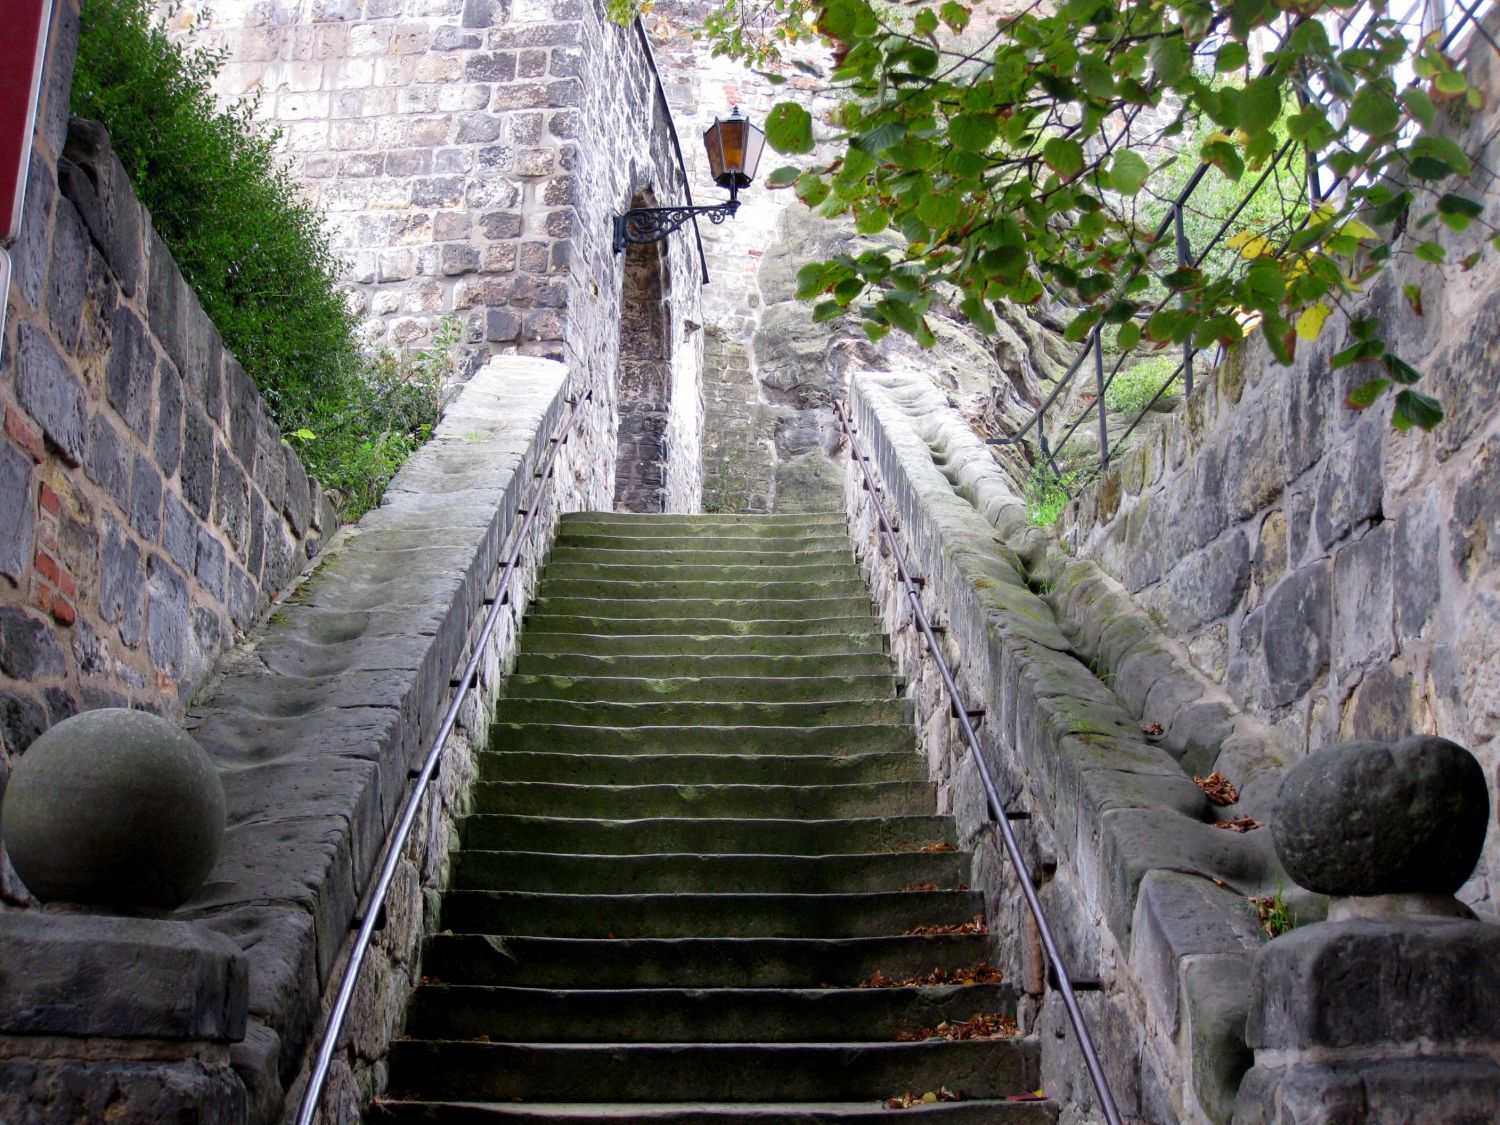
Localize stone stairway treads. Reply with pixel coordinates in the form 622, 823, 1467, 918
374, 512, 1056, 1123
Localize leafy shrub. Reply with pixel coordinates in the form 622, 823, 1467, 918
73, 0, 361, 429
1104, 353, 1181, 418
1024, 461, 1095, 528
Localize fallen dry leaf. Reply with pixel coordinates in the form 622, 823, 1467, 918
920, 841, 957, 852
901, 881, 940, 893
1213, 816, 1262, 832
1194, 771, 1240, 806
887, 1086, 964, 1108
1008, 1089, 1048, 1102
905, 914, 987, 936
859, 962, 1003, 989
1141, 721, 1164, 737
418, 976, 444, 986
896, 1012, 1019, 1042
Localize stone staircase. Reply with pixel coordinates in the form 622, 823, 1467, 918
372, 512, 1055, 1123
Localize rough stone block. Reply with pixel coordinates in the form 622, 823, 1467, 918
45, 197, 89, 350
155, 356, 184, 477
1260, 563, 1330, 708
0, 911, 247, 1040
1331, 523, 1393, 678
0, 608, 67, 680
182, 407, 215, 520
1234, 1058, 1500, 1125
15, 324, 86, 465
1183, 955, 1255, 1123
0, 1057, 247, 1124
130, 450, 164, 542
99, 515, 145, 648
0, 442, 36, 581
1313, 414, 1383, 550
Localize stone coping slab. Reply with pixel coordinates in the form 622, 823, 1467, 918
169, 357, 568, 1114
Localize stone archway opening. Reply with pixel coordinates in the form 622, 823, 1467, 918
613, 195, 673, 513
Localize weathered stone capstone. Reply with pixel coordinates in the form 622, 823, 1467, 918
1272, 736, 1489, 897
1, 707, 225, 908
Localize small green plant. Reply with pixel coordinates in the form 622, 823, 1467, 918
1104, 354, 1182, 419
1249, 888, 1297, 939
1024, 462, 1095, 528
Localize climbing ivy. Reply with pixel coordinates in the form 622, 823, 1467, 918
672, 0, 1499, 431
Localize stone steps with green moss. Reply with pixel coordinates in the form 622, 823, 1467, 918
490, 698, 912, 729
469, 780, 935, 819
489, 723, 915, 756
501, 674, 895, 705
478, 751, 923, 786
542, 562, 864, 584
513, 652, 893, 678
455, 815, 956, 855
522, 616, 886, 640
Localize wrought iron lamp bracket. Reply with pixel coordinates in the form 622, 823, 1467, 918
614, 196, 740, 253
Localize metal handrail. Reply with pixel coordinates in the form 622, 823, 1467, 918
633, 16, 712, 286
834, 397, 1125, 1125
293, 389, 589, 1125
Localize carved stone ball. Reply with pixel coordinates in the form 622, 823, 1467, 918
1, 709, 225, 909
1273, 736, 1489, 897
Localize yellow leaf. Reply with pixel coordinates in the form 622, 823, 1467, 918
921, 1092, 938, 1104
1295, 303, 1331, 340
1236, 235, 1274, 259
1226, 231, 1256, 250
1342, 219, 1378, 241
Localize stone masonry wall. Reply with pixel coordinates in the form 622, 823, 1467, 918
0, 1, 332, 904
181, 0, 704, 512
1058, 26, 1500, 908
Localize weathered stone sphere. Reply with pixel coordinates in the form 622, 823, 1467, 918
1273, 736, 1489, 897
1, 709, 225, 909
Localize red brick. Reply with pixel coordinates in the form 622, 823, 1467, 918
5, 406, 45, 462
51, 594, 75, 626
34, 549, 60, 585
57, 567, 76, 597
38, 482, 61, 516
30, 581, 52, 612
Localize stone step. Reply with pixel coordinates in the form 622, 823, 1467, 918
384, 1039, 1038, 1103
373, 1099, 1056, 1124
490, 699, 912, 729
500, 675, 896, 706
456, 816, 957, 855
437, 890, 985, 939
552, 533, 853, 554
513, 653, 893, 679
476, 752, 923, 786
559, 513, 845, 534
403, 984, 1015, 1043
488, 724, 916, 757
542, 562, 864, 584
546, 545, 856, 567
535, 579, 872, 602
522, 617, 885, 641
469, 781, 935, 819
449, 851, 971, 895
529, 596, 874, 621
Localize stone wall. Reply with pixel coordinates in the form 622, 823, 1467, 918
0, 0, 333, 904
180, 0, 704, 511
1057, 28, 1500, 907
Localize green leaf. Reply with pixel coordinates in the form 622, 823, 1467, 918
1415, 240, 1446, 264
1238, 76, 1282, 134
1042, 137, 1085, 180
1437, 192, 1483, 231
918, 192, 963, 232
939, 1, 970, 31
1393, 388, 1443, 430
949, 113, 998, 152
812, 300, 844, 323
1346, 378, 1390, 409
795, 174, 830, 207
1348, 84, 1401, 136
1409, 134, 1472, 178
765, 103, 814, 154
854, 206, 888, 234
1115, 321, 1142, 351
1382, 353, 1422, 385
853, 121, 906, 155
1401, 87, 1437, 129
960, 295, 996, 335
1109, 150, 1150, 195
1402, 283, 1424, 316
1215, 42, 1249, 72
292, 428, 317, 442
765, 165, 801, 188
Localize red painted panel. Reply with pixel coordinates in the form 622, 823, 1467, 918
1, 0, 53, 240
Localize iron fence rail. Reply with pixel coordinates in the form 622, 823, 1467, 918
835, 397, 1126, 1125
293, 390, 587, 1125
990, 0, 1495, 486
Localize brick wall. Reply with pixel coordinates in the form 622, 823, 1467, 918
0, 0, 334, 903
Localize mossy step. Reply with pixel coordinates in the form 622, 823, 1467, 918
513, 653, 892, 679
542, 562, 864, 584
501, 675, 896, 706
385, 1038, 1037, 1103
536, 580, 870, 602
529, 596, 873, 621
450, 851, 971, 895
488, 724, 916, 756
552, 533, 854, 554
470, 781, 934, 819
457, 815, 957, 855
547, 544, 855, 567
476, 752, 923, 787
490, 699, 911, 729
560, 512, 844, 530
437, 889, 985, 939
404, 984, 1015, 1043
373, 1098, 1056, 1124
523, 617, 885, 641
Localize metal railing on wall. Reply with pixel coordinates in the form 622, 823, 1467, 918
990, 0, 1496, 486
292, 390, 589, 1125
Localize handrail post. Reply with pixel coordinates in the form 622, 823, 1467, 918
1173, 201, 1195, 397
1092, 328, 1109, 472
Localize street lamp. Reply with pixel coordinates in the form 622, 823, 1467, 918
613, 107, 766, 253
